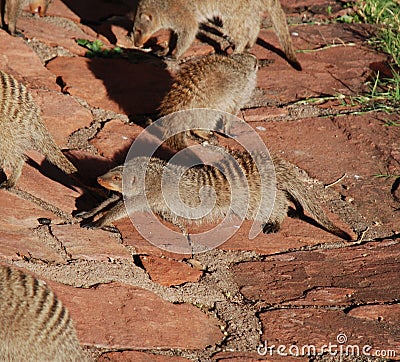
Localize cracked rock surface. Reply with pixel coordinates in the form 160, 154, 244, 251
0, 0, 399, 361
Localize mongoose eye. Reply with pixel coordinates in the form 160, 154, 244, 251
112, 175, 122, 182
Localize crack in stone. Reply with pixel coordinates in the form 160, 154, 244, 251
8, 187, 74, 222
35, 224, 72, 261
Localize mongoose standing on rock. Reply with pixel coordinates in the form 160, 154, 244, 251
0, 264, 91, 361
79, 152, 351, 241
0, 71, 78, 188
133, 0, 301, 69
158, 53, 258, 151
0, 0, 51, 35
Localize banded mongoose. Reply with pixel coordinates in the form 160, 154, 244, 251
158, 53, 258, 151
79, 152, 351, 240
132, 0, 301, 69
0, 264, 91, 361
0, 71, 78, 188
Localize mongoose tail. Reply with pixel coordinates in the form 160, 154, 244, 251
266, 0, 301, 70
275, 158, 352, 240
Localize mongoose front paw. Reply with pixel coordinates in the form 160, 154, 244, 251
80, 220, 100, 229
74, 210, 92, 219
262, 221, 281, 234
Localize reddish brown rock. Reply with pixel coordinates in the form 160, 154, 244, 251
16, 151, 82, 215
347, 304, 400, 326
0, 190, 64, 262
219, 218, 348, 255
31, 89, 93, 146
140, 255, 202, 286
232, 240, 400, 305
51, 224, 132, 261
0, 30, 56, 89
259, 308, 399, 357
98, 351, 190, 362
90, 119, 142, 162
46, 56, 172, 116
116, 218, 190, 260
47, 282, 223, 349
18, 15, 110, 57
252, 24, 386, 103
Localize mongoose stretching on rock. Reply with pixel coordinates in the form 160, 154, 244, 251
79, 152, 351, 240
0, 264, 91, 361
0, 0, 51, 35
158, 53, 258, 151
133, 0, 301, 69
0, 71, 78, 188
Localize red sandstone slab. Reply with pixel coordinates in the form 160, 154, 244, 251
31, 89, 93, 146
140, 255, 202, 286
252, 24, 386, 103
0, 190, 65, 261
18, 16, 110, 57
0, 30, 56, 89
98, 351, 191, 361
219, 218, 349, 255
46, 56, 172, 116
17, 151, 82, 215
259, 308, 399, 358
347, 304, 400, 326
232, 240, 400, 305
0, 230, 64, 262
47, 282, 223, 349
90, 119, 142, 162
51, 224, 132, 261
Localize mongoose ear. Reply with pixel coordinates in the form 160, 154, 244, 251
141, 13, 152, 22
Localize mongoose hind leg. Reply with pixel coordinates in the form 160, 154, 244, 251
0, 158, 24, 189
262, 189, 289, 234
172, 22, 199, 58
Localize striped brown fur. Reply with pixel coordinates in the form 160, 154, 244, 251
80, 152, 351, 240
0, 71, 77, 188
158, 53, 258, 151
0, 264, 91, 361
133, 0, 300, 69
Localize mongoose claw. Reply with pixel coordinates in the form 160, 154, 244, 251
262, 222, 281, 234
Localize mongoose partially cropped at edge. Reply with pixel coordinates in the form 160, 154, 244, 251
0, 71, 78, 188
80, 152, 351, 240
133, 0, 301, 69
158, 53, 258, 151
0, 264, 91, 361
0, 0, 51, 35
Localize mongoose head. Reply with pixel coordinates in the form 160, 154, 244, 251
231, 53, 258, 72
99, 157, 165, 197
133, 10, 159, 48
97, 166, 123, 193
29, 0, 52, 17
